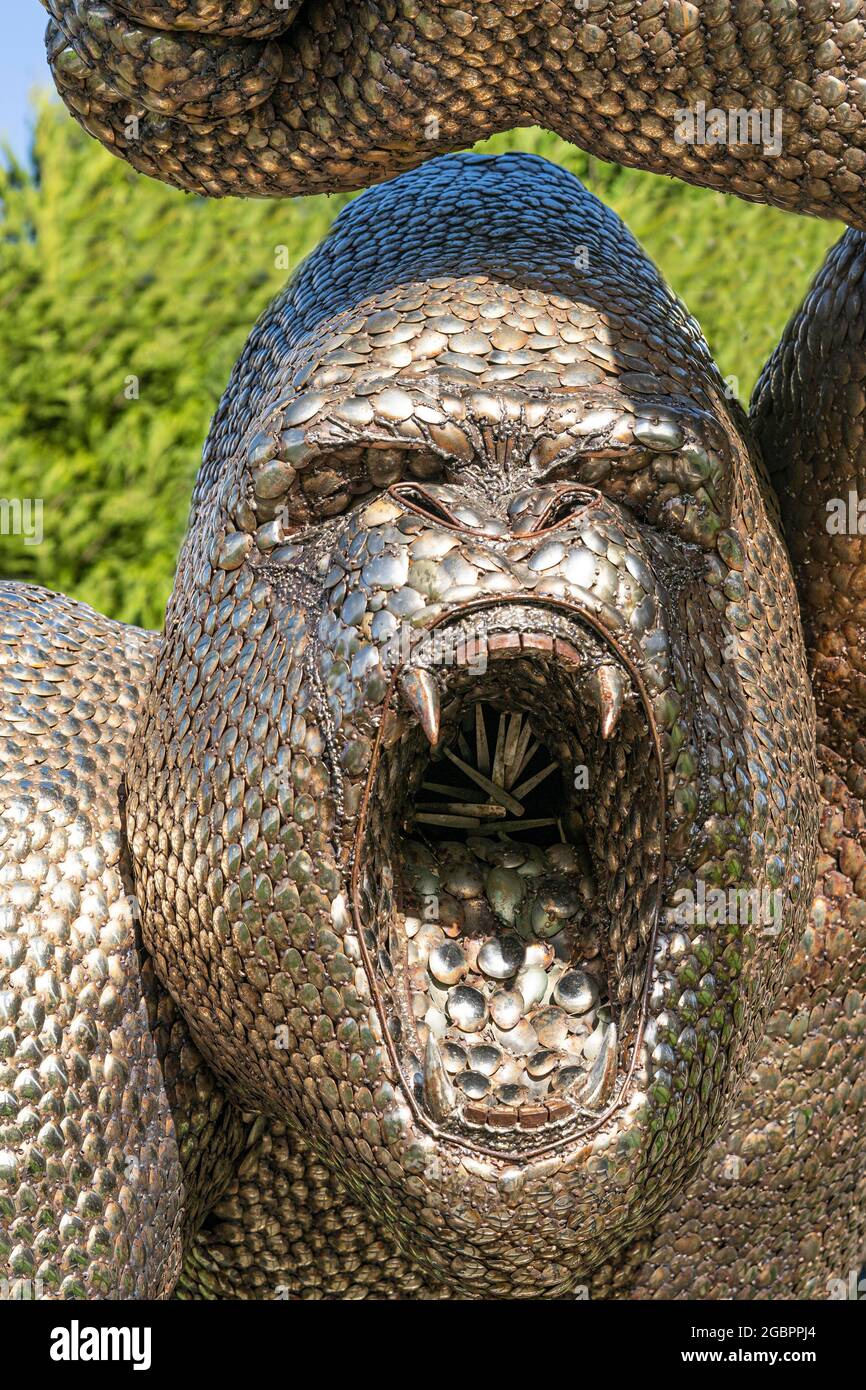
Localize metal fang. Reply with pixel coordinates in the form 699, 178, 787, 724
399, 666, 441, 747
423, 1032, 456, 1122
593, 665, 627, 741
578, 1022, 618, 1111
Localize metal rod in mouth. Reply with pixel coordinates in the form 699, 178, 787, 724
422, 781, 478, 801
442, 748, 525, 815
476, 816, 560, 833
509, 761, 558, 803
475, 704, 491, 774
414, 813, 482, 829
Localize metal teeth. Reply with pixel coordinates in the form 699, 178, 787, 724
592, 664, 628, 741
399, 666, 441, 747
578, 1022, 618, 1111
423, 1031, 457, 1122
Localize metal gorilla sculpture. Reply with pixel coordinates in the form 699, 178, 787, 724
0, 2, 864, 1300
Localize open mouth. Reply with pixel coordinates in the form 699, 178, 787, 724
353, 603, 664, 1152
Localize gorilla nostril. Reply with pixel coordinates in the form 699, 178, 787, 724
389, 483, 507, 537
390, 482, 601, 538
390, 483, 460, 528
508, 485, 602, 537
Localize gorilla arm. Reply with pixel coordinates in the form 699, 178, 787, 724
0, 584, 243, 1298
613, 233, 866, 1298
41, 0, 866, 223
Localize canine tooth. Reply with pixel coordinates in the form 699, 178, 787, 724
423, 1032, 457, 1121
582, 1016, 610, 1062
399, 666, 441, 745
578, 1022, 618, 1110
592, 663, 627, 740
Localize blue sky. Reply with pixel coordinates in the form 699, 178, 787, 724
1, 6, 53, 159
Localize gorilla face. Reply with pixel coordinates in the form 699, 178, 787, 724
127, 155, 817, 1293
